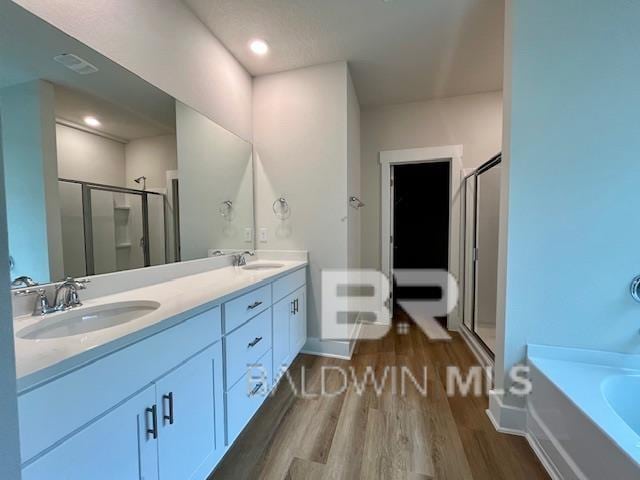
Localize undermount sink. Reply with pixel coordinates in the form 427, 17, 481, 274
17, 300, 160, 340
242, 262, 285, 271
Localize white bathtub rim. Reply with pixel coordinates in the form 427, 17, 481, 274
527, 346, 640, 469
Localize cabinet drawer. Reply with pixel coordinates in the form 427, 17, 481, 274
225, 309, 272, 388
18, 307, 221, 463
224, 284, 271, 333
272, 268, 306, 302
225, 349, 271, 444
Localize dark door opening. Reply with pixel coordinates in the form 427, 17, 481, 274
392, 161, 450, 326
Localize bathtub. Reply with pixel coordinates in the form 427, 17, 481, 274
527, 345, 640, 480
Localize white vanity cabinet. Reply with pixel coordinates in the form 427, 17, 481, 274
272, 270, 307, 383
22, 385, 159, 480
19, 307, 225, 480
155, 343, 225, 480
18, 265, 307, 480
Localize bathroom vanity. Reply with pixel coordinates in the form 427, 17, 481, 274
14, 259, 307, 480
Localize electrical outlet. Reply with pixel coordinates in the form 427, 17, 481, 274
244, 227, 253, 242
259, 228, 268, 243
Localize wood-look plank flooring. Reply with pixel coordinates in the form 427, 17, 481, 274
209, 310, 549, 480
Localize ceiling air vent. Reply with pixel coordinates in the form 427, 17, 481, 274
53, 53, 99, 75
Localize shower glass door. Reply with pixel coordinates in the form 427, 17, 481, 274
58, 179, 168, 277
87, 188, 146, 275
459, 155, 501, 358
473, 163, 501, 355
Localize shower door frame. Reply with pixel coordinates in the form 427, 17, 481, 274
460, 153, 502, 358
59, 178, 167, 276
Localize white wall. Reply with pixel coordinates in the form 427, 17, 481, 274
253, 62, 351, 342
0, 109, 22, 480
360, 91, 503, 270
56, 124, 126, 186
347, 69, 361, 271
13, 0, 253, 141
125, 134, 177, 190
0, 80, 63, 283
496, 0, 640, 404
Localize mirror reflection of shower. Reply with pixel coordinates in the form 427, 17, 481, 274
133, 176, 147, 191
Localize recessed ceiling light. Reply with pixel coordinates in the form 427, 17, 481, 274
83, 116, 101, 128
250, 39, 269, 55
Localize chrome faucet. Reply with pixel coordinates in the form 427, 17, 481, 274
54, 277, 88, 311
13, 277, 89, 316
232, 250, 255, 267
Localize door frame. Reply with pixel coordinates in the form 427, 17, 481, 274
379, 145, 463, 330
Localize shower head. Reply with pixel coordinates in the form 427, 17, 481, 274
133, 176, 147, 190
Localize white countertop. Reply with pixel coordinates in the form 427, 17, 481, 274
14, 260, 306, 392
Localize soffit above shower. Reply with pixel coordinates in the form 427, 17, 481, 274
182, 0, 504, 107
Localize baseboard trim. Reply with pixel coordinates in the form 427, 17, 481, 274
526, 404, 588, 480
487, 392, 526, 435
301, 337, 352, 360
486, 394, 589, 480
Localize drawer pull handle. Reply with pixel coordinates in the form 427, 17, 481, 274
248, 336, 263, 348
294, 298, 299, 314
163, 392, 174, 425
249, 382, 264, 397
146, 404, 158, 439
247, 300, 263, 310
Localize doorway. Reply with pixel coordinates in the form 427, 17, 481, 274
392, 161, 450, 326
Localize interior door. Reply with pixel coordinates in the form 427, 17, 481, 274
21, 385, 158, 480
156, 344, 221, 480
392, 162, 450, 324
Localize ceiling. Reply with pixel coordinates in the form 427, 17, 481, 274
183, 0, 505, 107
0, 1, 176, 141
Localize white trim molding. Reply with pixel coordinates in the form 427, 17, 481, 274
301, 338, 353, 360
487, 390, 526, 435
379, 145, 463, 330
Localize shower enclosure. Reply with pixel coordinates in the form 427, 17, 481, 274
460, 154, 502, 357
59, 178, 174, 277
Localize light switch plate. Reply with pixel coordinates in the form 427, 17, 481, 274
244, 227, 253, 242
259, 228, 268, 243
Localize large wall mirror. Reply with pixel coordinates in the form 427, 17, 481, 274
0, 3, 254, 286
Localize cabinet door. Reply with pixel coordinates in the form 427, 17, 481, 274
290, 287, 307, 355
22, 385, 158, 480
273, 294, 293, 380
156, 344, 222, 480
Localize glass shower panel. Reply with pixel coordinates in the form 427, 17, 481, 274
59, 181, 86, 277
147, 194, 166, 266
89, 190, 145, 275
114, 193, 145, 273
462, 177, 476, 330
473, 165, 501, 354
90, 189, 118, 275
